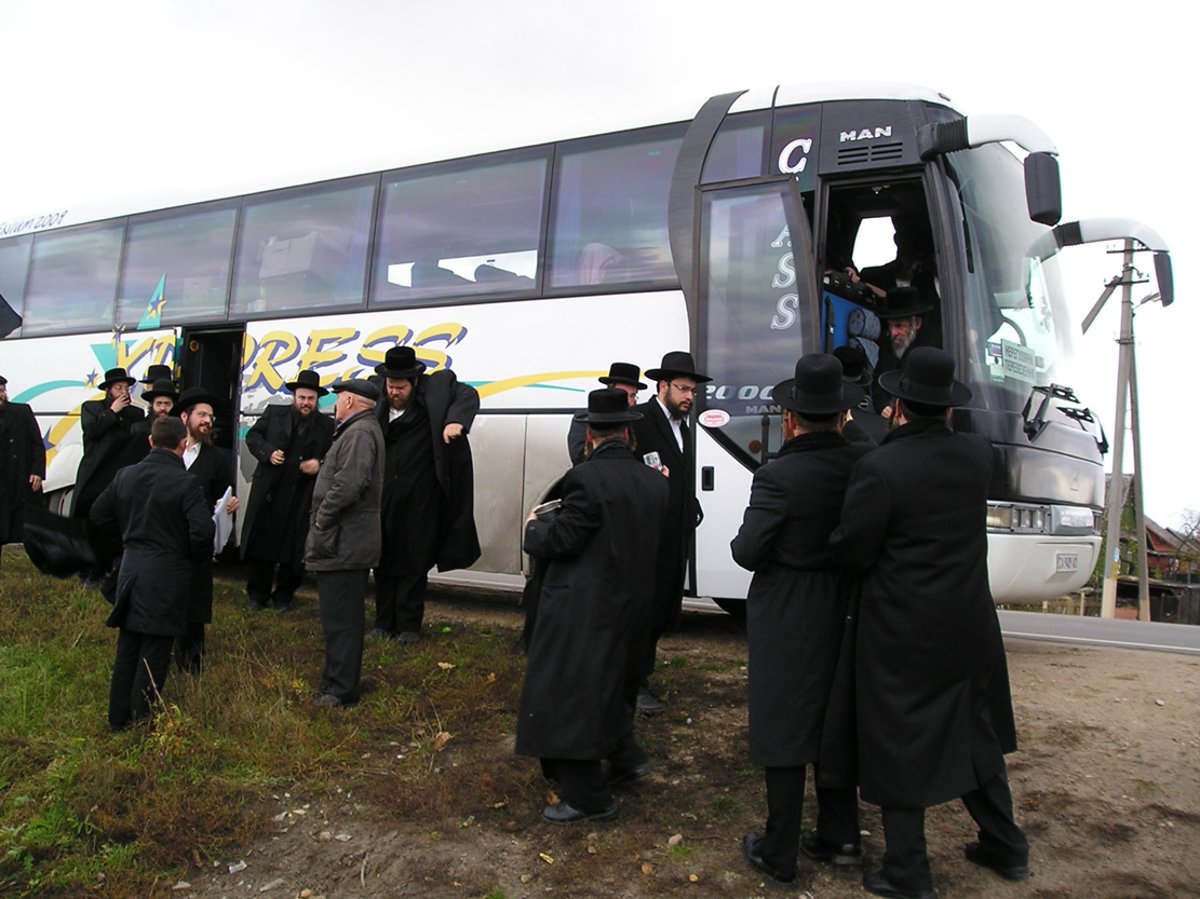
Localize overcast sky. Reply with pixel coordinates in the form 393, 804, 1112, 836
3, 0, 1195, 527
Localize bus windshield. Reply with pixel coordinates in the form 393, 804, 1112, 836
946, 144, 1076, 413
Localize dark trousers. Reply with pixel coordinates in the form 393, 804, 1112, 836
109, 629, 175, 730
640, 543, 685, 685
374, 572, 428, 633
761, 765, 860, 877
174, 622, 205, 674
247, 557, 304, 606
881, 771, 1028, 891
318, 569, 368, 702
541, 732, 646, 814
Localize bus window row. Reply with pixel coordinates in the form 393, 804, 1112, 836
0, 123, 690, 337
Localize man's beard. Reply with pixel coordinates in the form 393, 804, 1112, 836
892, 331, 915, 358
664, 395, 690, 420
188, 426, 214, 446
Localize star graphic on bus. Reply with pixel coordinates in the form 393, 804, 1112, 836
85, 369, 99, 388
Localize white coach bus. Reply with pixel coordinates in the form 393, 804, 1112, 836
0, 82, 1140, 609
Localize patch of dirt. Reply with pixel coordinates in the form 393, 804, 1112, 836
183, 590, 1200, 898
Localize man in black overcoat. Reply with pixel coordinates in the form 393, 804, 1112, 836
241, 369, 335, 611
628, 350, 710, 715
830, 348, 1029, 899
90, 416, 214, 730
731, 354, 870, 886
174, 387, 240, 673
517, 388, 669, 824
371, 345, 480, 643
72, 367, 145, 582
0, 374, 46, 568
117, 378, 179, 470
566, 362, 645, 464
871, 287, 937, 415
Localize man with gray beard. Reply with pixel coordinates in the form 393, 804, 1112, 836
871, 287, 934, 417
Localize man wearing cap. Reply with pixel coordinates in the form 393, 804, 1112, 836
91, 416, 214, 730
732, 354, 870, 887
371, 345, 480, 644
174, 386, 240, 674
629, 350, 710, 715
240, 370, 335, 612
872, 287, 936, 415
830, 347, 1029, 899
118, 378, 180, 470
0, 375, 46, 570
517, 388, 669, 824
566, 362, 645, 464
306, 379, 385, 707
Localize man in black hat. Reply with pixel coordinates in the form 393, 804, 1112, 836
118, 378, 180, 470
830, 347, 1029, 899
0, 374, 46, 570
371, 345, 480, 644
517, 387, 669, 824
174, 386, 240, 674
240, 370, 335, 611
872, 287, 936, 415
91, 415, 213, 730
566, 362, 646, 464
629, 350, 710, 715
306, 379, 385, 707
834, 345, 886, 446
732, 354, 870, 887
138, 364, 175, 389
72, 367, 145, 585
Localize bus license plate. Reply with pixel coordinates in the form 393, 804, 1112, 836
1056, 552, 1080, 573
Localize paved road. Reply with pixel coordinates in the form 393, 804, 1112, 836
997, 608, 1200, 656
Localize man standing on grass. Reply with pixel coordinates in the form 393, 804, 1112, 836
830, 348, 1029, 899
91, 416, 213, 730
517, 388, 668, 824
240, 369, 334, 612
306, 379, 384, 708
0, 374, 45, 570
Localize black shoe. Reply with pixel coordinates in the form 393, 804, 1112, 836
800, 829, 863, 866
247, 599, 267, 611
636, 687, 665, 716
396, 631, 420, 645
964, 842, 1029, 881
862, 869, 935, 899
542, 800, 618, 825
608, 762, 652, 788
741, 831, 795, 887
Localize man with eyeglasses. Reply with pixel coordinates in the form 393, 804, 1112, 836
630, 351, 710, 716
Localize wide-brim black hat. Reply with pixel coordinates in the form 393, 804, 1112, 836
877, 286, 931, 320
573, 387, 643, 425
598, 361, 646, 390
139, 364, 174, 385
772, 353, 864, 415
375, 345, 427, 379
141, 378, 180, 403
332, 378, 381, 402
643, 350, 711, 383
285, 369, 329, 396
877, 347, 972, 407
98, 367, 137, 391
171, 386, 219, 416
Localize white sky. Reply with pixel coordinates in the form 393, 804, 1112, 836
3, 0, 1196, 527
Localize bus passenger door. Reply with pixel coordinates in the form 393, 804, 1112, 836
692, 181, 819, 606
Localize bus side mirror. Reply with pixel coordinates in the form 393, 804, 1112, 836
1025, 152, 1062, 226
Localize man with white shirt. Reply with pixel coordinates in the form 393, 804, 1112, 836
629, 350, 710, 715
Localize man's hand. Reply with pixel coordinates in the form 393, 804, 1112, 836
29, 474, 43, 492
270, 449, 285, 465
299, 459, 320, 476
443, 422, 464, 443
110, 394, 130, 413
659, 464, 670, 479
227, 496, 240, 515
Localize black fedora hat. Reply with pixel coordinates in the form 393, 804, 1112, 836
285, 369, 329, 397
139, 363, 174, 385
877, 286, 931, 320
171, 386, 219, 416
598, 361, 646, 390
573, 387, 643, 425
375, 345, 427, 379
98, 367, 137, 391
643, 350, 711, 383
878, 347, 972, 407
332, 378, 381, 402
772, 353, 864, 416
142, 378, 179, 403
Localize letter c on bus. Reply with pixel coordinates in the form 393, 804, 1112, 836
777, 138, 813, 174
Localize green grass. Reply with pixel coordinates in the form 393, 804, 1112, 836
0, 550, 530, 897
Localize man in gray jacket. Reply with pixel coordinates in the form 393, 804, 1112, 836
305, 379, 385, 708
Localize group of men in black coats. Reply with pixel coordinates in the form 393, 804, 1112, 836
0, 374, 46, 570
733, 347, 1029, 898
